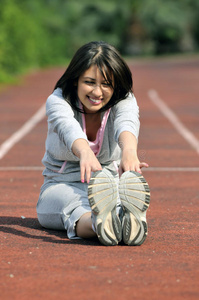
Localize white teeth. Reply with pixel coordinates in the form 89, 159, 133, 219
89, 98, 102, 103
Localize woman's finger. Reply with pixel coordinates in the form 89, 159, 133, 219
80, 164, 86, 183
85, 166, 91, 184
140, 162, 149, 169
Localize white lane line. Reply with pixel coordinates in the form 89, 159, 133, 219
0, 166, 44, 171
144, 167, 199, 172
148, 89, 199, 155
0, 104, 46, 160
0, 166, 199, 172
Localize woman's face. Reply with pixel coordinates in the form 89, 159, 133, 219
77, 65, 114, 113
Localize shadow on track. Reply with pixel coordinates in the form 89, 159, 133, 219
0, 216, 101, 246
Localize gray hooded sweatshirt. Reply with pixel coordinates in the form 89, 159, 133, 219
41, 88, 140, 186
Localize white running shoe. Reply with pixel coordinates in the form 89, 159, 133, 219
88, 169, 122, 246
119, 171, 150, 246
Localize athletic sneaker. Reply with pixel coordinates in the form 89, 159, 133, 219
119, 171, 150, 246
88, 169, 122, 246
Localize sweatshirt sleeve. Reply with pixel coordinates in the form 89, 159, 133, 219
46, 89, 88, 152
113, 93, 140, 142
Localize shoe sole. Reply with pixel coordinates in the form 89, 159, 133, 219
119, 171, 150, 246
88, 169, 122, 246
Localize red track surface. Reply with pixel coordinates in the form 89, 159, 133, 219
0, 57, 199, 300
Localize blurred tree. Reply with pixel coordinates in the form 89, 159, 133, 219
0, 0, 198, 82
127, 0, 199, 54
47, 0, 132, 57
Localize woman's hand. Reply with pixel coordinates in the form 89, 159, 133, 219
119, 148, 148, 177
72, 139, 102, 183
118, 131, 149, 177
79, 149, 102, 183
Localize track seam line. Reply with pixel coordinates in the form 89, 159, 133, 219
148, 89, 199, 155
0, 167, 199, 172
0, 103, 46, 160
144, 167, 199, 171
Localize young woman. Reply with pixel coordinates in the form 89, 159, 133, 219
37, 41, 150, 246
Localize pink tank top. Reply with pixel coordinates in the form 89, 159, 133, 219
58, 105, 111, 173
80, 103, 111, 156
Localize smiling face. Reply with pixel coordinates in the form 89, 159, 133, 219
77, 65, 114, 113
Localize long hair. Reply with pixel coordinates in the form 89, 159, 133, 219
54, 41, 133, 113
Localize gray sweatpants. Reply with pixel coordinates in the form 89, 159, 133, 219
37, 174, 121, 239
37, 181, 91, 239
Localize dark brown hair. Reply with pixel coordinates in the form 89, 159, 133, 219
54, 41, 133, 113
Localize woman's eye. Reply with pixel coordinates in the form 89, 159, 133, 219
102, 82, 111, 87
83, 80, 112, 88
85, 81, 95, 85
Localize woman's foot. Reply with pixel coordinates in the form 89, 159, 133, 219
119, 171, 150, 245
88, 169, 122, 246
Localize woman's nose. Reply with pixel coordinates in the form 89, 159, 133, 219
92, 85, 103, 96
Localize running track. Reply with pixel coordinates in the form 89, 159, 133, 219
0, 56, 199, 300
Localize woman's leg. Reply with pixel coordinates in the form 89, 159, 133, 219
76, 212, 96, 238
37, 182, 93, 239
